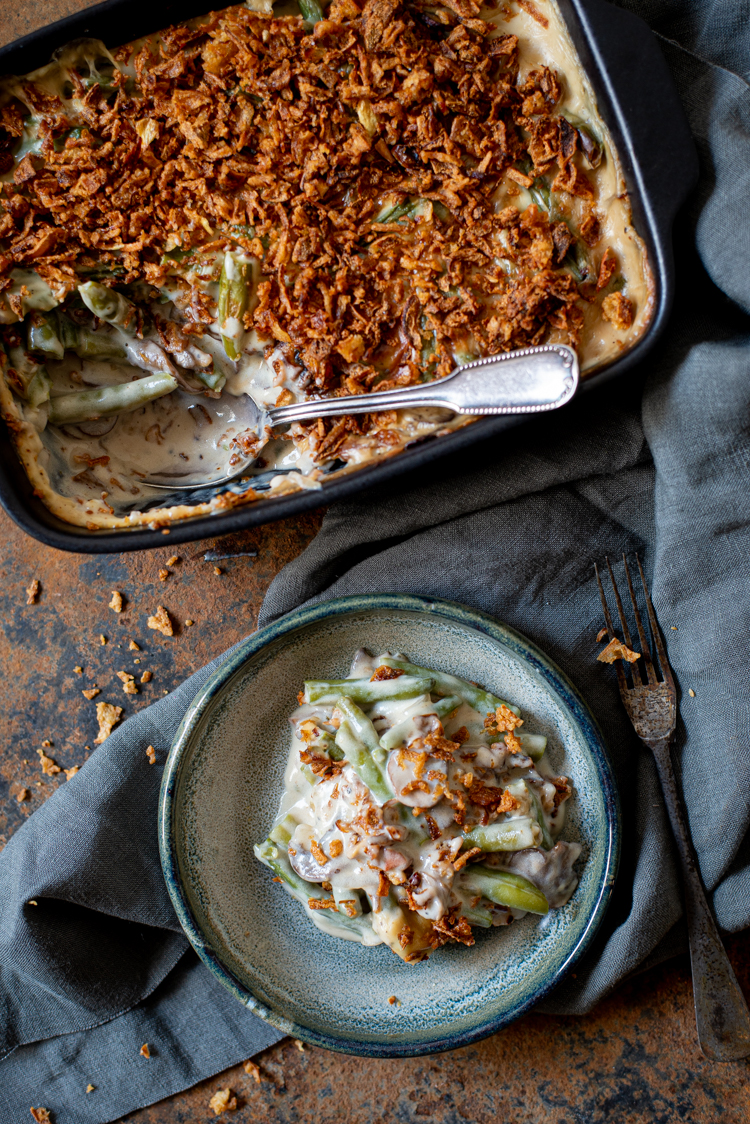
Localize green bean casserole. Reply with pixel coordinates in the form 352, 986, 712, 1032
255, 650, 580, 960
0, 0, 653, 530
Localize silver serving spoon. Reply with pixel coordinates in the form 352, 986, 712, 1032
144, 343, 578, 491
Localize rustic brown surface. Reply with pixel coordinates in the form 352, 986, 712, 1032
2, 4, 750, 1123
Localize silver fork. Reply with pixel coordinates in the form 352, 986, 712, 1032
595, 555, 750, 1060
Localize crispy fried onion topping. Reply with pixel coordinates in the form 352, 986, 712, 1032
0, 1, 611, 460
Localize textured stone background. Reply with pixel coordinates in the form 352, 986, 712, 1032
1, 3, 749, 1121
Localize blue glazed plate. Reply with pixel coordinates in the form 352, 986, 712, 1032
159, 594, 619, 1057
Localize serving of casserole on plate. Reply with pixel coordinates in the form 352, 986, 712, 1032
159, 595, 620, 1055
0, 0, 661, 538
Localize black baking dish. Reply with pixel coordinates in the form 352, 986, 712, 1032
0, 0, 697, 553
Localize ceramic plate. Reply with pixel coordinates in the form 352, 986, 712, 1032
159, 594, 619, 1057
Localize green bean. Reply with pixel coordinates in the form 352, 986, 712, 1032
255, 838, 316, 900
460, 865, 548, 915
529, 177, 551, 212
380, 658, 519, 717
7, 346, 51, 406
48, 372, 177, 426
27, 312, 63, 361
516, 731, 547, 761
336, 695, 381, 753
507, 779, 552, 850
254, 839, 375, 938
461, 902, 494, 928
563, 240, 590, 283
379, 696, 460, 751
304, 675, 434, 705
334, 886, 363, 918
299, 762, 317, 786
193, 366, 225, 392
298, 0, 324, 24
268, 814, 298, 846
26, 367, 51, 408
433, 694, 462, 720
218, 252, 256, 360
78, 281, 139, 335
34, 310, 127, 361
57, 312, 80, 352
379, 718, 417, 751
462, 817, 540, 852
73, 327, 128, 361
374, 198, 421, 224
335, 714, 393, 804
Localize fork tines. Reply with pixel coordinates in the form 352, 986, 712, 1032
595, 555, 675, 691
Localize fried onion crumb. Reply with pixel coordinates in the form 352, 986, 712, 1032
109, 591, 124, 613
146, 745, 157, 764
597, 637, 640, 664
37, 748, 61, 776
95, 701, 123, 743
147, 606, 174, 636
117, 670, 139, 695
26, 580, 40, 605
209, 1089, 237, 1115
243, 1060, 261, 1083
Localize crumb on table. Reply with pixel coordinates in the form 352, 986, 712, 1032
37, 748, 61, 776
141, 670, 153, 683
82, 687, 101, 700
109, 591, 124, 613
243, 1060, 261, 1083
129, 640, 140, 651
117, 671, 138, 695
146, 746, 157, 765
95, 701, 123, 744
209, 1089, 237, 1115
147, 606, 174, 637
26, 579, 40, 605
140, 1043, 151, 1059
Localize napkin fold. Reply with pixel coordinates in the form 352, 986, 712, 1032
2, 2, 750, 1120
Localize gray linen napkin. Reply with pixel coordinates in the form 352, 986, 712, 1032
2, 2, 749, 1120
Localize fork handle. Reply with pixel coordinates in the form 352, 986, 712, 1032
648, 736, 750, 1060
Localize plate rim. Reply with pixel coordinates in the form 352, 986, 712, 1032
158, 593, 620, 1057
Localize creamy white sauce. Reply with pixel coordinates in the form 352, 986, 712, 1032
262, 652, 580, 954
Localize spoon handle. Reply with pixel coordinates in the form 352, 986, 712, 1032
269, 344, 578, 425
